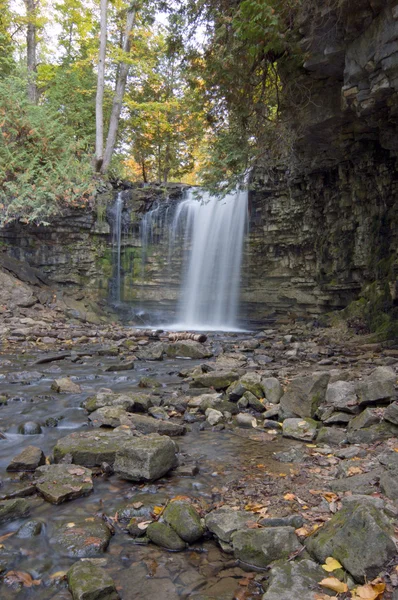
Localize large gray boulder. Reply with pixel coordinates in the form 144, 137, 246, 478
356, 367, 395, 406
84, 391, 136, 413
324, 380, 359, 413
261, 377, 283, 404
113, 434, 177, 481
205, 508, 257, 543
263, 559, 331, 600
190, 370, 240, 390
280, 373, 329, 418
166, 340, 213, 359
231, 527, 302, 568
282, 418, 318, 441
67, 560, 120, 600
385, 402, 398, 425
53, 429, 135, 467
305, 503, 396, 582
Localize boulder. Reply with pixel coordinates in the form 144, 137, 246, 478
136, 342, 165, 361
356, 372, 395, 405
146, 522, 186, 551
16, 520, 43, 538
128, 413, 186, 436
67, 560, 120, 600
262, 377, 283, 404
163, 501, 204, 543
51, 377, 82, 394
316, 427, 347, 445
166, 340, 213, 359
226, 381, 247, 401
324, 380, 359, 413
51, 518, 111, 558
205, 508, 258, 543
35, 464, 93, 504
53, 429, 135, 467
329, 468, 382, 495
238, 373, 264, 399
244, 391, 266, 412
6, 446, 45, 472
280, 373, 329, 418
282, 418, 318, 441
384, 402, 398, 425
113, 434, 177, 482
263, 559, 331, 600
231, 527, 302, 568
18, 421, 42, 435
205, 408, 223, 426
88, 406, 133, 428
236, 413, 258, 428
0, 498, 31, 523
348, 407, 380, 430
84, 392, 135, 413
190, 371, 239, 390
305, 503, 396, 582
347, 422, 398, 444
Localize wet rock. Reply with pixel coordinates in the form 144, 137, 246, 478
18, 421, 42, 435
88, 406, 132, 428
384, 402, 398, 425
205, 508, 257, 543
114, 433, 177, 481
282, 418, 318, 441
316, 427, 347, 445
138, 376, 161, 388
148, 406, 169, 419
206, 408, 223, 425
16, 519, 43, 538
52, 518, 112, 557
0, 498, 31, 523
116, 493, 167, 524
263, 405, 280, 419
51, 377, 82, 393
84, 391, 135, 413
238, 373, 264, 399
280, 373, 329, 418
347, 422, 398, 444
330, 468, 382, 494
244, 391, 265, 412
146, 521, 186, 551
263, 419, 282, 430
262, 377, 283, 404
6, 445, 45, 471
263, 559, 331, 600
231, 527, 302, 568
54, 429, 135, 467
67, 560, 120, 600
380, 472, 398, 501
7, 371, 43, 384
305, 503, 396, 582
324, 380, 359, 413
104, 360, 135, 371
128, 413, 186, 436
236, 413, 257, 428
163, 500, 204, 543
190, 370, 239, 390
131, 394, 154, 412
356, 369, 395, 406
226, 381, 246, 401
35, 464, 93, 504
136, 342, 164, 361
166, 340, 213, 359
323, 411, 353, 424
274, 448, 306, 463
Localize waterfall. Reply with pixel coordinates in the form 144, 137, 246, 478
172, 188, 248, 330
110, 191, 123, 303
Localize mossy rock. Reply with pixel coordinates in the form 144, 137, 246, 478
67, 560, 120, 600
146, 521, 186, 551
163, 501, 204, 543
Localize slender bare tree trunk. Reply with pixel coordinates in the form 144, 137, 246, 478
95, 0, 108, 172
24, 0, 38, 103
101, 2, 137, 173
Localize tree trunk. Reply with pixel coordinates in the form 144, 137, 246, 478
101, 3, 137, 173
95, 0, 108, 172
24, 0, 38, 103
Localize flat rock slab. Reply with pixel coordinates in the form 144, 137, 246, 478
67, 560, 120, 600
166, 340, 213, 359
114, 434, 177, 482
282, 418, 318, 441
263, 559, 333, 600
231, 527, 302, 568
205, 508, 258, 543
51, 519, 112, 557
329, 468, 382, 494
53, 429, 136, 467
88, 406, 133, 428
306, 503, 396, 582
128, 413, 186, 436
51, 377, 82, 393
84, 392, 136, 413
35, 464, 93, 504
7, 445, 45, 472
190, 371, 240, 390
0, 498, 31, 524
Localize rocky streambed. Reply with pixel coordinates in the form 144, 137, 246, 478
0, 316, 397, 600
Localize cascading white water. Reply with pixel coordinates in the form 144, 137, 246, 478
111, 191, 123, 303
171, 187, 248, 330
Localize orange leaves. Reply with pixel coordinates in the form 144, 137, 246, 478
320, 577, 348, 594
351, 580, 385, 600
4, 571, 41, 588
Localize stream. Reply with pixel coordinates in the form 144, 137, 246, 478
0, 334, 298, 600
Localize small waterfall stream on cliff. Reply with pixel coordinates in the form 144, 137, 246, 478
140, 187, 248, 330
110, 191, 123, 303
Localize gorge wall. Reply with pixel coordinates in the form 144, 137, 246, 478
0, 0, 397, 330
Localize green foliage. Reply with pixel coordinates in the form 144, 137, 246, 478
0, 75, 95, 225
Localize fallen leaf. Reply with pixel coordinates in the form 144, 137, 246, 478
0, 532, 15, 543
283, 493, 296, 501
83, 536, 102, 547
66, 522, 75, 528
4, 571, 41, 587
351, 581, 386, 600
347, 466, 363, 476
49, 571, 67, 580
319, 577, 348, 594
322, 557, 343, 572
152, 506, 164, 516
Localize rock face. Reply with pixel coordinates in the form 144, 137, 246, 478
306, 503, 396, 582
67, 561, 120, 600
113, 434, 177, 481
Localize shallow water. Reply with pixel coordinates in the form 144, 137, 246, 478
0, 337, 295, 599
